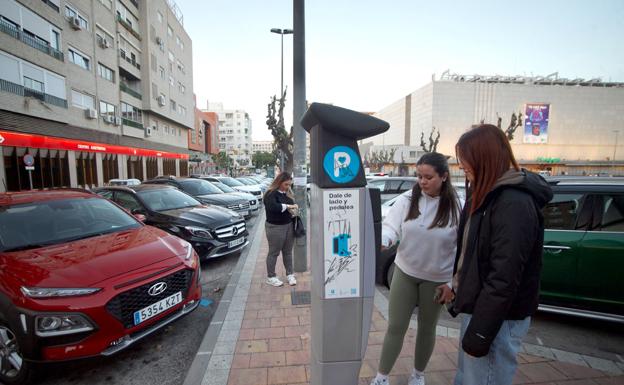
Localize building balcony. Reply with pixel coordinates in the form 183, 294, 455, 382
0, 78, 67, 108
0, 19, 63, 61
116, 15, 141, 40
119, 50, 141, 70
122, 117, 143, 129
120, 82, 142, 99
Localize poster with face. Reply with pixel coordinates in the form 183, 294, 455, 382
524, 103, 550, 144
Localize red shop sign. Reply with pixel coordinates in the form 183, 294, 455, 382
0, 130, 189, 160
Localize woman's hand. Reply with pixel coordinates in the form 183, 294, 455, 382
435, 284, 455, 304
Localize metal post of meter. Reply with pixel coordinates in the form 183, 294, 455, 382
28, 171, 33, 190
293, 0, 307, 272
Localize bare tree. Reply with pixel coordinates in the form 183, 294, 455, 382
420, 127, 440, 153
266, 87, 293, 172
368, 148, 396, 171
505, 112, 523, 141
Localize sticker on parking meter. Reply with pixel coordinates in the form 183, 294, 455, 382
323, 146, 360, 184
323, 190, 360, 298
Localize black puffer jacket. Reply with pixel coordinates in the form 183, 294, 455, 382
451, 170, 553, 357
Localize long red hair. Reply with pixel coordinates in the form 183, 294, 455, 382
455, 124, 519, 214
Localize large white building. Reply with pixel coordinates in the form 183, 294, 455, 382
206, 102, 252, 168
0, 0, 194, 191
367, 72, 624, 169
252, 140, 273, 153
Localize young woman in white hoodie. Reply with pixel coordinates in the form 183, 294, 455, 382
371, 152, 461, 385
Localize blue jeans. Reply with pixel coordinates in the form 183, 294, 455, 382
454, 314, 530, 385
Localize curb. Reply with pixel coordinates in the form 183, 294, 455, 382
182, 212, 266, 385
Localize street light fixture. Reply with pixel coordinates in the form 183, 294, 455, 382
270, 28, 293, 98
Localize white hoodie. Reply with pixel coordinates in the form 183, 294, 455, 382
382, 190, 461, 283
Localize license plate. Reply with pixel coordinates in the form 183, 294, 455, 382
228, 237, 245, 248
133, 291, 182, 325
241, 210, 249, 216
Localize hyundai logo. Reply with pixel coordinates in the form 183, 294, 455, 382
232, 227, 238, 236
238, 204, 243, 209
148, 282, 167, 296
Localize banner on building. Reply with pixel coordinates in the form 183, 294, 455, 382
523, 104, 550, 144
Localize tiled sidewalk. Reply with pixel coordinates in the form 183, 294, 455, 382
192, 219, 624, 385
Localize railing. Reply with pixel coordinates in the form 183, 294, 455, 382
116, 15, 141, 40
41, 0, 60, 12
120, 82, 142, 99
0, 19, 64, 61
0, 78, 68, 108
122, 117, 143, 129
119, 50, 141, 70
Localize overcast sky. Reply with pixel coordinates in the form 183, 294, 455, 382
176, 0, 624, 142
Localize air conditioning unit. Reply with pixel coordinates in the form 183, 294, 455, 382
114, 117, 122, 126
103, 115, 113, 124
145, 126, 153, 137
85, 108, 97, 119
100, 39, 111, 49
156, 37, 163, 45
157, 95, 166, 106
70, 17, 82, 30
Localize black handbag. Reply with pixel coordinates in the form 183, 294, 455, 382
293, 216, 306, 238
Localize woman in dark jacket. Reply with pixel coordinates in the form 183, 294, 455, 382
263, 172, 299, 287
451, 124, 553, 385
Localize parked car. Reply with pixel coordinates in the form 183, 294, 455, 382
195, 177, 260, 213
380, 185, 466, 220
107, 178, 141, 186
367, 176, 418, 203
204, 176, 263, 199
236, 177, 267, 194
144, 176, 252, 218
375, 176, 624, 323
0, 189, 202, 384
94, 184, 249, 259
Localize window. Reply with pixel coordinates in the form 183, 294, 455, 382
167, 25, 173, 37
179, 105, 186, 116
65, 5, 88, 29
170, 99, 176, 112
178, 82, 185, 94
157, 11, 163, 23
176, 35, 180, 46
159, 66, 165, 80
71, 90, 94, 110
96, 29, 113, 48
98, 0, 113, 10
180, 41, 184, 51
99, 100, 116, 117
598, 194, 624, 232
121, 102, 142, 123
23, 76, 44, 92
97, 63, 114, 82
543, 194, 585, 230
51, 30, 60, 50
68, 47, 90, 70
168, 50, 175, 62
114, 192, 142, 212
169, 75, 174, 86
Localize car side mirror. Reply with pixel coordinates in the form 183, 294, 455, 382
133, 213, 147, 222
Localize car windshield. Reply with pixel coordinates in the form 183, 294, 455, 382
0, 197, 140, 252
179, 179, 222, 195
219, 177, 244, 187
212, 181, 236, 193
236, 178, 255, 185
138, 188, 201, 211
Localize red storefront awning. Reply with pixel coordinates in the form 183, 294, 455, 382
0, 130, 189, 160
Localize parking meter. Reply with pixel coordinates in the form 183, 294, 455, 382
301, 103, 389, 385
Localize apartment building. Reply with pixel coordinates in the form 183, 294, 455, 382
252, 140, 273, 154
0, 0, 194, 191
205, 102, 253, 169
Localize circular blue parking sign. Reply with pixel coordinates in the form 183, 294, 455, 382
323, 146, 360, 184
23, 154, 34, 166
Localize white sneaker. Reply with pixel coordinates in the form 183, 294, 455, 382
266, 277, 284, 287
287, 274, 297, 286
408, 371, 425, 385
370, 376, 389, 385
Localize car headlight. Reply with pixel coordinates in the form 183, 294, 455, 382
21, 287, 101, 298
184, 226, 213, 240
181, 240, 194, 260
35, 314, 94, 337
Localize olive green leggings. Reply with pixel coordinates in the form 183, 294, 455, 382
378, 266, 444, 374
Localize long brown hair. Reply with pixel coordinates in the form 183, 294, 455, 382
405, 152, 460, 229
455, 124, 519, 214
265, 172, 294, 201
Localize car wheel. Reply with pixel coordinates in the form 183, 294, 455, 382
0, 323, 32, 385
385, 263, 395, 288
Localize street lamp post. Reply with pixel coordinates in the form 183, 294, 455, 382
270, 28, 293, 98
614, 130, 620, 170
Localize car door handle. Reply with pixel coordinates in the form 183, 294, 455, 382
543, 245, 571, 254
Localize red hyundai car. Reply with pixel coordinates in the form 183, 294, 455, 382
0, 190, 202, 384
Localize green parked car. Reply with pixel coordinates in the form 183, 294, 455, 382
539, 177, 624, 323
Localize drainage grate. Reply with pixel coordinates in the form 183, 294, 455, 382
291, 289, 311, 305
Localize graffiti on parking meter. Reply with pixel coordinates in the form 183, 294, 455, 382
323, 146, 360, 184
323, 190, 360, 298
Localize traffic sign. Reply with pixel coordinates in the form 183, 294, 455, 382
24, 154, 35, 166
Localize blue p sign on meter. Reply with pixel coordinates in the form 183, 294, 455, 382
322, 146, 360, 184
